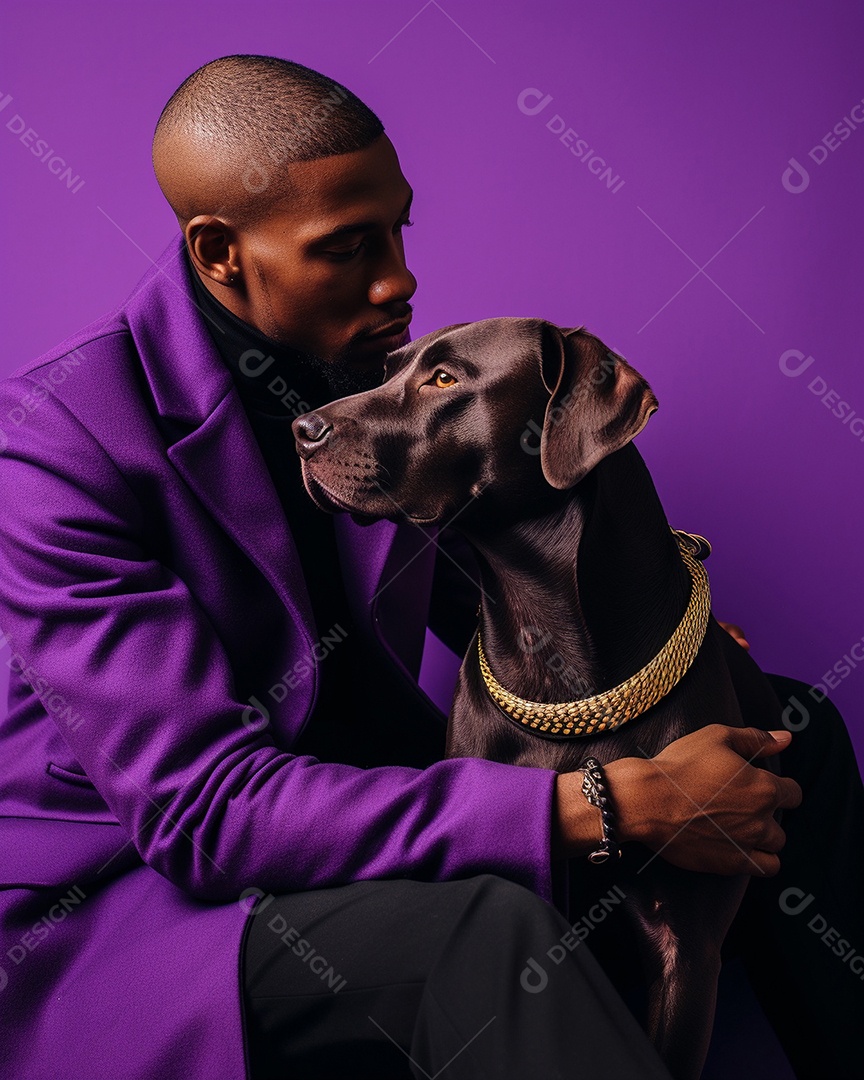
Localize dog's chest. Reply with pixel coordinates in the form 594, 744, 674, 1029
447, 621, 753, 772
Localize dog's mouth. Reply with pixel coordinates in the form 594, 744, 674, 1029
300, 469, 376, 523
301, 465, 439, 526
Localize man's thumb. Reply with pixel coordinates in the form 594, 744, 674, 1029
725, 726, 792, 759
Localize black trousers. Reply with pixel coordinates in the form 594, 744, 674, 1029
241, 872, 674, 1080
241, 677, 863, 1079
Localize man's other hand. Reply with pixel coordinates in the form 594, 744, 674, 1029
718, 620, 750, 650
554, 726, 802, 875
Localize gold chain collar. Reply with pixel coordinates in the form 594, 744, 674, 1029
477, 530, 712, 738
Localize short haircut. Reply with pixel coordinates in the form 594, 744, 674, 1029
153, 54, 385, 223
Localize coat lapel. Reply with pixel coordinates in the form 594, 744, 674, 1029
121, 237, 422, 662
335, 514, 438, 679
123, 237, 318, 643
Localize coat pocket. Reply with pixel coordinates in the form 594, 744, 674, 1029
46, 761, 96, 788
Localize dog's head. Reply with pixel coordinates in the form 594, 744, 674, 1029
293, 317, 658, 526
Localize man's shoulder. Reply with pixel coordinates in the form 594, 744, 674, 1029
3, 308, 130, 386
1, 235, 199, 445
2, 233, 191, 398
0, 307, 143, 450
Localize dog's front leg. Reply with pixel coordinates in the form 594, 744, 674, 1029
628, 864, 749, 1080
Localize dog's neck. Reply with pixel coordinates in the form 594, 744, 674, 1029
459, 445, 692, 702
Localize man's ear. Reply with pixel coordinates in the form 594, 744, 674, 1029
185, 215, 242, 288
539, 325, 659, 490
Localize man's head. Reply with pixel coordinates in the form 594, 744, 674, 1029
153, 54, 415, 388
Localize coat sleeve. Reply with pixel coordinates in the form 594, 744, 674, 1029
0, 377, 558, 903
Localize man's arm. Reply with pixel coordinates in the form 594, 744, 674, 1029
0, 381, 803, 905
0, 378, 560, 903
427, 531, 794, 871
554, 727, 802, 875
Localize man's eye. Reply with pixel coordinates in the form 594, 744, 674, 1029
397, 218, 415, 231
325, 243, 364, 261
431, 370, 457, 389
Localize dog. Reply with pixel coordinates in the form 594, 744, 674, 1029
292, 318, 783, 1079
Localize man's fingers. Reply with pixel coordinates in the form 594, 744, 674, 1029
722, 725, 792, 760
758, 821, 787, 854
719, 621, 750, 650
773, 775, 804, 810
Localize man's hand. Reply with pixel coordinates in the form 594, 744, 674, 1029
553, 726, 802, 875
718, 620, 750, 650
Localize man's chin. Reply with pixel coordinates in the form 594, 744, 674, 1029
290, 342, 385, 398
324, 362, 386, 397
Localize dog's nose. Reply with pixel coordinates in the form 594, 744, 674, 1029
293, 412, 333, 459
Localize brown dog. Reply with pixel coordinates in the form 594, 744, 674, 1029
293, 318, 783, 1079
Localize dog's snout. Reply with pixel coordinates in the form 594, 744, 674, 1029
293, 412, 333, 458
294, 412, 331, 441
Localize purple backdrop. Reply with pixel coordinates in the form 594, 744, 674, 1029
1, 0, 862, 770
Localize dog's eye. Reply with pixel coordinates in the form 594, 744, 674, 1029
431, 370, 457, 389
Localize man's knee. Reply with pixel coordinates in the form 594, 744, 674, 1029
453, 873, 561, 934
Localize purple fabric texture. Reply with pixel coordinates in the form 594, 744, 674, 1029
0, 238, 558, 1080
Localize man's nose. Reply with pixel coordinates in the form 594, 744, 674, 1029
369, 245, 417, 306
292, 412, 333, 459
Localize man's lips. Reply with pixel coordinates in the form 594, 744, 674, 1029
366, 316, 411, 339
363, 317, 411, 342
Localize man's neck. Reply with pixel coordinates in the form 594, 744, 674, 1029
185, 253, 334, 412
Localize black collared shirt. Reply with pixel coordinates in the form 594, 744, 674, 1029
187, 256, 445, 767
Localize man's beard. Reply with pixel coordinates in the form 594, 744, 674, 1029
290, 341, 392, 400
320, 352, 388, 397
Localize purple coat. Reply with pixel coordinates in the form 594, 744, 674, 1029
0, 238, 558, 1079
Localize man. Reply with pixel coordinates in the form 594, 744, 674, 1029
0, 55, 859, 1080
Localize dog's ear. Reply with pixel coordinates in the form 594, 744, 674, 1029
539, 325, 658, 489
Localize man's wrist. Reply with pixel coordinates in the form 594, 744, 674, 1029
551, 755, 661, 859
603, 756, 657, 847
